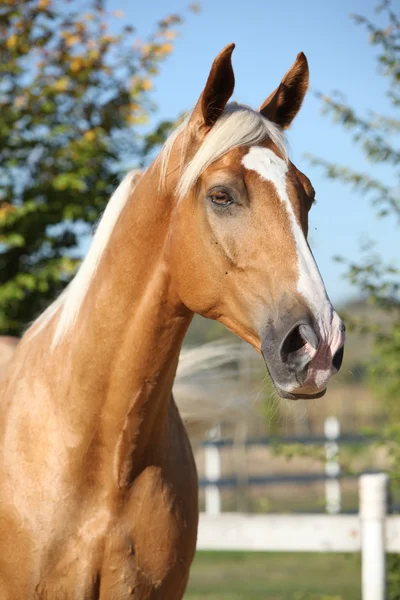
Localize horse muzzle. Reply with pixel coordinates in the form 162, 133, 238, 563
261, 310, 345, 400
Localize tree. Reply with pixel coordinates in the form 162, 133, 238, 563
0, 0, 187, 334
309, 2, 400, 596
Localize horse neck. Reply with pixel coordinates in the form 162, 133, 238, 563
42, 164, 192, 480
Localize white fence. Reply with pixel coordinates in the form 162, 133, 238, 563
197, 473, 399, 599
203, 417, 369, 515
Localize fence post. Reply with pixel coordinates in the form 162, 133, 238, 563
204, 426, 221, 516
359, 473, 388, 600
324, 416, 341, 514
233, 421, 249, 513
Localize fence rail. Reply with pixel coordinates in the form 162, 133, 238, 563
197, 474, 396, 600
202, 433, 378, 447
199, 470, 381, 488
197, 514, 400, 554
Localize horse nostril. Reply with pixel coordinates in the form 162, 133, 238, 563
280, 323, 318, 382
281, 325, 306, 360
298, 324, 319, 351
280, 324, 312, 384
332, 345, 344, 371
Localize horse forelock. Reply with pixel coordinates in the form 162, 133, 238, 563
158, 103, 288, 200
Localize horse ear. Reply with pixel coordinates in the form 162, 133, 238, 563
190, 44, 235, 131
260, 53, 309, 129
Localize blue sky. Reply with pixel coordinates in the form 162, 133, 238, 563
112, 0, 398, 306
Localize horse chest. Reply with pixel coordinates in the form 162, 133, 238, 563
34, 461, 198, 600
0, 386, 198, 599
35, 502, 196, 600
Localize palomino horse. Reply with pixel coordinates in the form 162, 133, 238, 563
0, 45, 345, 599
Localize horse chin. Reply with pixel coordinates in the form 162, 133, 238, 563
274, 385, 327, 401
261, 352, 328, 401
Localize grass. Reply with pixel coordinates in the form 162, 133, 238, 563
185, 551, 361, 600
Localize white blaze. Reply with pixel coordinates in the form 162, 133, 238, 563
242, 146, 343, 390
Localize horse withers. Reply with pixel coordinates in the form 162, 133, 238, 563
0, 45, 344, 599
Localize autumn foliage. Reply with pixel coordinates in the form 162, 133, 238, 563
0, 0, 186, 333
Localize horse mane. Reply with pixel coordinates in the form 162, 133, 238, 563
30, 104, 287, 347
30, 170, 141, 346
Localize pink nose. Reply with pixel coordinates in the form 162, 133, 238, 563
261, 308, 345, 399
304, 320, 345, 389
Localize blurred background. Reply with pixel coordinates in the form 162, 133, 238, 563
1, 0, 399, 598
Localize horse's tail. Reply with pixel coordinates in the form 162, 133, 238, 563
174, 340, 256, 440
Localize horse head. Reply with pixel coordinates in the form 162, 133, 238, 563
162, 45, 345, 400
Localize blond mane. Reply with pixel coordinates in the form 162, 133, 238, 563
31, 170, 140, 346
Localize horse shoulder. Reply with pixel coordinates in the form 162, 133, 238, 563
99, 397, 198, 599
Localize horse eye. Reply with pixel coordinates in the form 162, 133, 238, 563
208, 189, 233, 207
